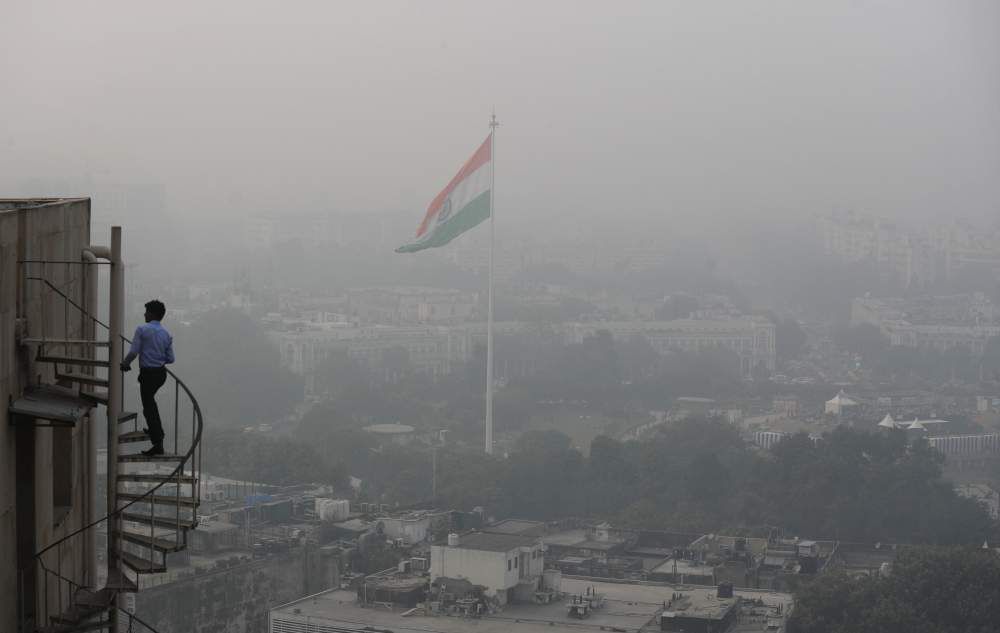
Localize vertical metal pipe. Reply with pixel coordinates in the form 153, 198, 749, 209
176, 466, 181, 544
193, 408, 198, 506
174, 381, 179, 455
82, 251, 99, 587
41, 262, 47, 345
63, 263, 69, 343
149, 486, 155, 561
107, 226, 124, 633
485, 114, 498, 455
56, 541, 63, 618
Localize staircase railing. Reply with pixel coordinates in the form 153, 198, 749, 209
19, 267, 204, 633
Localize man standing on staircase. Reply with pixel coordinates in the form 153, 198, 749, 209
120, 299, 175, 456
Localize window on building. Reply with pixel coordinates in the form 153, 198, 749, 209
508, 559, 512, 571
514, 557, 518, 568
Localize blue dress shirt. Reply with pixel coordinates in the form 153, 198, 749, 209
128, 321, 175, 369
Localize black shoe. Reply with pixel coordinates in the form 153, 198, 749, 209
142, 445, 164, 456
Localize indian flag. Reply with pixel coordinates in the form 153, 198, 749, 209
396, 134, 492, 253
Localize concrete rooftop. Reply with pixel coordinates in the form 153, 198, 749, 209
270, 578, 794, 633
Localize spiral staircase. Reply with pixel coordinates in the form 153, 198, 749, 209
14, 228, 203, 633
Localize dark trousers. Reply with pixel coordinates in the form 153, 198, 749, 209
138, 367, 168, 446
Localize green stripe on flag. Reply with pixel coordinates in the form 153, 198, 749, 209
396, 191, 491, 253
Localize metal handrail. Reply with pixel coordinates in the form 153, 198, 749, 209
23, 274, 204, 631
119, 606, 165, 632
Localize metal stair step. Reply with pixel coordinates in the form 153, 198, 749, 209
118, 410, 138, 424
73, 587, 116, 609
104, 568, 138, 593
37, 355, 110, 368
114, 529, 186, 552
39, 619, 110, 633
79, 389, 108, 406
118, 492, 198, 507
118, 452, 185, 463
56, 372, 109, 388
118, 430, 149, 444
121, 512, 196, 531
119, 550, 167, 574
50, 602, 105, 624
21, 338, 111, 347
118, 472, 197, 484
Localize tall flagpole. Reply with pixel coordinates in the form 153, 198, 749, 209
486, 111, 499, 455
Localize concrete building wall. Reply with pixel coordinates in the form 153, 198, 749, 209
1, 199, 96, 631
430, 545, 507, 597
563, 319, 776, 377
135, 546, 340, 633
430, 543, 543, 603
380, 516, 431, 545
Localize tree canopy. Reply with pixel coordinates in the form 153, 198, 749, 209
423, 421, 994, 544
788, 546, 1000, 633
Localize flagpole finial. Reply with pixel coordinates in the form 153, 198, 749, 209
490, 109, 499, 129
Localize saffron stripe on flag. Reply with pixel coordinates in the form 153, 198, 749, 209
416, 134, 492, 238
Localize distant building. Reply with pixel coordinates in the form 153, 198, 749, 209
563, 318, 776, 378
430, 532, 545, 605
818, 211, 938, 286
363, 423, 416, 446
346, 287, 479, 324
851, 295, 1000, 355
772, 396, 800, 419
928, 433, 1000, 456
270, 323, 472, 387
376, 510, 449, 545
753, 431, 787, 450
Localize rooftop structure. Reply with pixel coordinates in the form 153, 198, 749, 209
269, 577, 793, 633
446, 531, 540, 552
363, 422, 415, 434
927, 433, 1000, 456
660, 590, 739, 632
430, 532, 544, 605
485, 519, 548, 536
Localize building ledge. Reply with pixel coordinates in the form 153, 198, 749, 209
8, 384, 92, 426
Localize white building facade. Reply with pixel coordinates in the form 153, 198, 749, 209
431, 533, 545, 605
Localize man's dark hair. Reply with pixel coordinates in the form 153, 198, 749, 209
145, 300, 166, 321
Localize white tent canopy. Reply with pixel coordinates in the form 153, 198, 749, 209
878, 413, 896, 429
825, 390, 859, 415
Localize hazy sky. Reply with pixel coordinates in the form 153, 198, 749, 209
3, 0, 999, 239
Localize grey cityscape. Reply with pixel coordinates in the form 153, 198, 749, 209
2, 2, 999, 633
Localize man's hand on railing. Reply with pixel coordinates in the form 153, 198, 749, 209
120, 362, 132, 372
